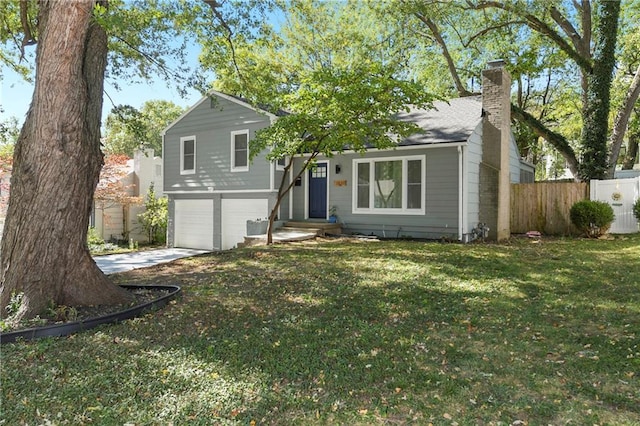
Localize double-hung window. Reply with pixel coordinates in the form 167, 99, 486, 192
231, 130, 249, 172
180, 136, 196, 175
353, 155, 425, 215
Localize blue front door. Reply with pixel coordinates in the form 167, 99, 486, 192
309, 163, 327, 218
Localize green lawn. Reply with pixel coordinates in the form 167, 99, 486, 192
2, 235, 639, 425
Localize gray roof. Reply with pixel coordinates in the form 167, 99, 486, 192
397, 96, 482, 146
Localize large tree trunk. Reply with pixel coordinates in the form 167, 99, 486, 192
578, 0, 620, 180
606, 63, 640, 178
0, 1, 131, 324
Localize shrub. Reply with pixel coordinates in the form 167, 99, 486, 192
138, 184, 168, 245
87, 227, 104, 246
633, 198, 640, 222
570, 200, 615, 238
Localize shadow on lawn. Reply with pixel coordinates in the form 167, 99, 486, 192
109, 239, 639, 423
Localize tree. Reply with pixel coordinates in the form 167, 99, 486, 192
201, 0, 436, 243
0, 0, 213, 324
379, 0, 638, 181
94, 153, 141, 241
0, 1, 132, 324
137, 183, 167, 244
103, 100, 185, 156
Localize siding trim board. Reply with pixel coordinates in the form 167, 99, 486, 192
165, 189, 278, 194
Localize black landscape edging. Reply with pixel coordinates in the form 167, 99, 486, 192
0, 285, 181, 344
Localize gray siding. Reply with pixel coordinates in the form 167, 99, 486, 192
164, 96, 274, 192
509, 134, 523, 183
289, 146, 461, 239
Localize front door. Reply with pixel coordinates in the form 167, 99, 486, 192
308, 163, 327, 218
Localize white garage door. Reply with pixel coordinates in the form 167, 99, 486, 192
174, 199, 214, 250
221, 199, 269, 250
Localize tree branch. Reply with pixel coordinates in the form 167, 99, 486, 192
467, 1, 593, 72
412, 11, 472, 97
19, 0, 36, 59
607, 62, 640, 178
511, 103, 581, 180
203, 0, 248, 88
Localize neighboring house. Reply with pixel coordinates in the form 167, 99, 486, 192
162, 61, 534, 250
91, 149, 163, 243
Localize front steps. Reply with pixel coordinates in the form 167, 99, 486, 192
239, 221, 342, 248
280, 221, 342, 237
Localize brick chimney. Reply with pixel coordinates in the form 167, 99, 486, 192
479, 60, 511, 241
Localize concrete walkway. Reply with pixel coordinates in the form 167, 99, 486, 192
94, 248, 209, 274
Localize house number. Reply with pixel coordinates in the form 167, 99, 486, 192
334, 180, 347, 187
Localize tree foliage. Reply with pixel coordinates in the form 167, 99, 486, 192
374, 0, 638, 181
0, 0, 231, 323
200, 0, 436, 243
137, 183, 167, 244
94, 154, 139, 207
103, 100, 184, 156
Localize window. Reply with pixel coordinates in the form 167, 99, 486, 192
276, 156, 287, 171
231, 130, 249, 171
353, 155, 425, 215
180, 136, 196, 175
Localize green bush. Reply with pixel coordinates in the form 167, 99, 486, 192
138, 184, 168, 245
633, 198, 640, 222
87, 227, 104, 246
570, 200, 615, 238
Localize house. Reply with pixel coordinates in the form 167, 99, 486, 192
162, 61, 534, 250
91, 149, 163, 243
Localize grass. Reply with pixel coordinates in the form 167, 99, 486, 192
1, 235, 639, 425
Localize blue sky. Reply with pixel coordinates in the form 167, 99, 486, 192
0, 44, 206, 126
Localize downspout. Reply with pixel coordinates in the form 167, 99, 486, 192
458, 145, 464, 241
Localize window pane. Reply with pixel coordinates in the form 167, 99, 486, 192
312, 165, 326, 178
183, 139, 195, 171
234, 133, 248, 168
357, 163, 370, 208
374, 160, 402, 208
407, 160, 421, 184
407, 159, 421, 209
183, 139, 194, 155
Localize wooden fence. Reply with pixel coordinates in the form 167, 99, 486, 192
511, 182, 590, 235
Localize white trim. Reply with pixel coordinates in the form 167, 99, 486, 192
230, 129, 250, 172
180, 136, 196, 175
165, 189, 277, 194
352, 155, 426, 215
288, 165, 293, 220
458, 146, 464, 241
297, 141, 467, 159
269, 157, 275, 191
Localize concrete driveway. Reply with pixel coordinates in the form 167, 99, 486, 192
94, 248, 209, 274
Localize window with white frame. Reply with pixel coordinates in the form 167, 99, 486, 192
180, 136, 196, 175
353, 155, 425, 214
276, 156, 287, 171
231, 130, 249, 171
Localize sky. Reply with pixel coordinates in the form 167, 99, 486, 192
0, 44, 207, 127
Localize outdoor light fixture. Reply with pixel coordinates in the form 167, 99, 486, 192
335, 164, 341, 174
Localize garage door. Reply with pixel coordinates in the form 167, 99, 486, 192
174, 199, 214, 250
221, 199, 269, 250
